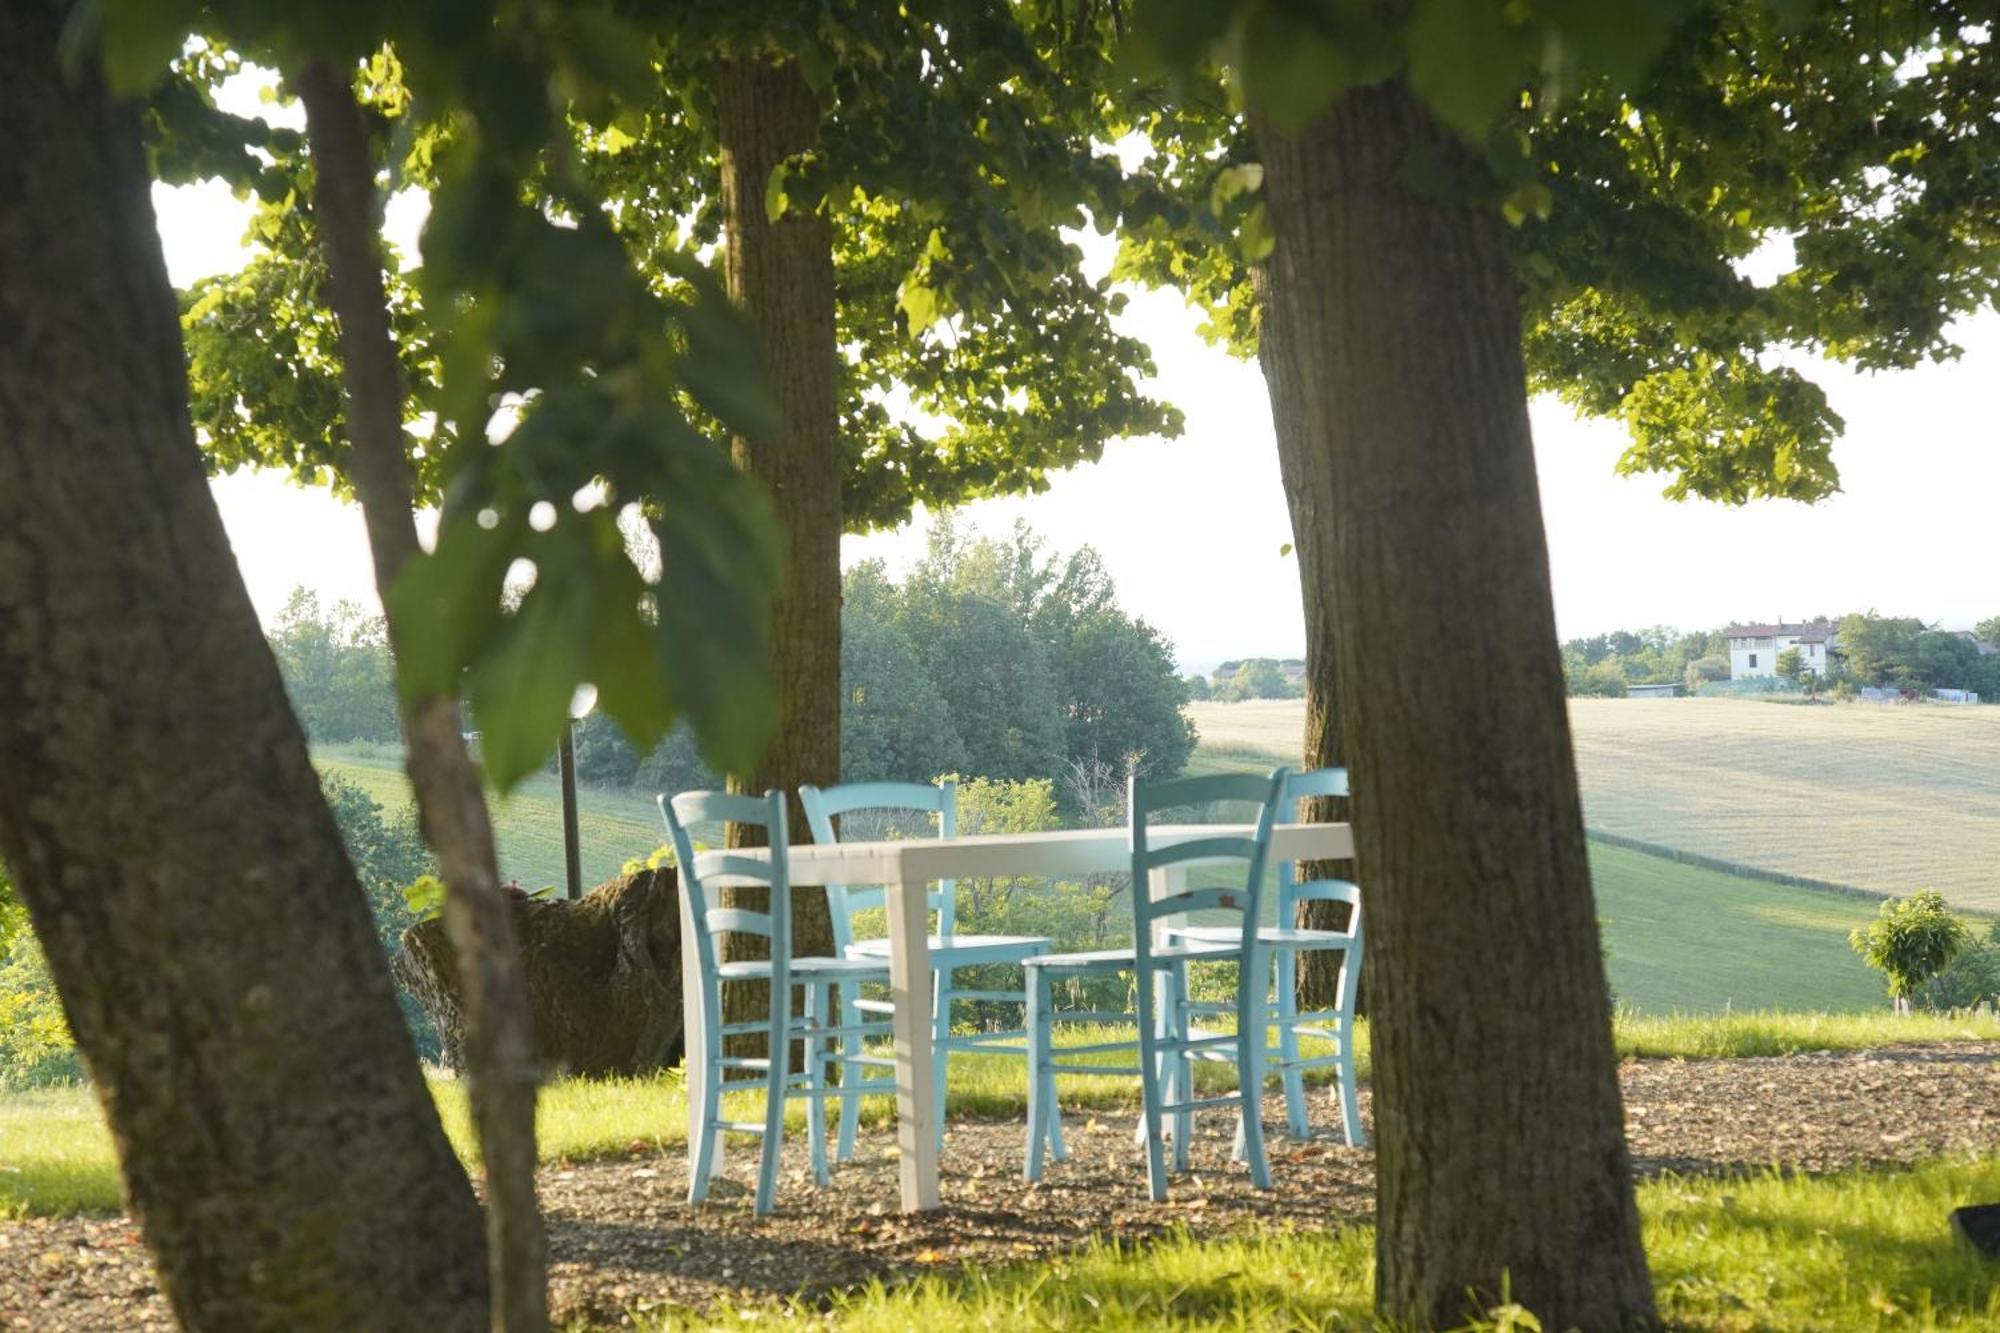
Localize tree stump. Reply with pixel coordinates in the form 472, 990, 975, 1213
395, 867, 683, 1079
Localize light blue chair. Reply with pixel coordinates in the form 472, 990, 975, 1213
1022, 768, 1287, 1201
797, 779, 1052, 1160
660, 788, 895, 1216
1164, 767, 1366, 1146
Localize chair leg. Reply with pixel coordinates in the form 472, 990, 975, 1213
1024, 969, 1049, 1181
1237, 968, 1272, 1191
932, 968, 954, 1157
1276, 949, 1309, 1140
754, 997, 790, 1217
835, 979, 863, 1163
688, 982, 724, 1206
1136, 964, 1169, 1203
1170, 960, 1192, 1176
1336, 1014, 1368, 1148
806, 982, 830, 1189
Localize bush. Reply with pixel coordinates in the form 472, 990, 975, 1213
1850, 891, 1971, 1012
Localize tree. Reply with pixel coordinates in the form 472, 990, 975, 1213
841, 588, 968, 784
0, 6, 486, 1324
1185, 673, 1213, 701
1851, 891, 1970, 1015
1122, 4, 2000, 1320
1775, 647, 1804, 684
1683, 655, 1730, 693
268, 586, 399, 743
1838, 613, 1928, 686
1976, 617, 2000, 650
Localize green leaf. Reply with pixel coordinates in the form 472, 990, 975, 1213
67, 0, 201, 96
898, 277, 942, 335
1407, 0, 1526, 141
587, 549, 674, 752
765, 160, 792, 223
1209, 162, 1264, 216
467, 550, 596, 790
386, 509, 525, 700
1238, 200, 1276, 264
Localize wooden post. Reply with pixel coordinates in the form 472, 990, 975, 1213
559, 719, 582, 901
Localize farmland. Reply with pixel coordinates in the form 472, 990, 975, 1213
1189, 696, 2000, 910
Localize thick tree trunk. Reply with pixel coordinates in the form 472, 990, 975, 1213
712, 56, 841, 972
1255, 83, 1657, 1331
0, 10, 486, 1329
296, 65, 546, 1333
1252, 263, 1356, 1009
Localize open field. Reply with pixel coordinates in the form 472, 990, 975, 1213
1190, 696, 2000, 909
315, 744, 668, 891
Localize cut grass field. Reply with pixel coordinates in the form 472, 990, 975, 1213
1189, 696, 2000, 909
1187, 697, 2000, 1014
315, 743, 668, 892
11, 1009, 2000, 1221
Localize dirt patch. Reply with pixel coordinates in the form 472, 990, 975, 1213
6, 1044, 1999, 1330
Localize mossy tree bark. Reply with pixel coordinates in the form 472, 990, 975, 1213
295, 64, 547, 1332
0, 9, 486, 1328
712, 55, 841, 976
1253, 262, 1356, 1008
1255, 82, 1657, 1331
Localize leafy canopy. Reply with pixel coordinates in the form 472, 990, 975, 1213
1115, 1, 1999, 505
83, 1, 788, 789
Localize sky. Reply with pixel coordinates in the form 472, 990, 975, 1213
161, 153, 2000, 675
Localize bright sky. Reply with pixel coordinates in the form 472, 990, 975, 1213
161, 164, 2000, 675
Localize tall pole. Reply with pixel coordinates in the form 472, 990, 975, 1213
558, 719, 582, 901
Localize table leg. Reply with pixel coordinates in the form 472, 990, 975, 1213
678, 873, 725, 1178
887, 877, 939, 1211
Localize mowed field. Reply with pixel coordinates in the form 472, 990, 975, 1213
1189, 697, 2000, 910
1184, 697, 2000, 1013
315, 745, 668, 891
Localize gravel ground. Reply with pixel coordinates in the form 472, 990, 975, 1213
6, 1044, 2000, 1330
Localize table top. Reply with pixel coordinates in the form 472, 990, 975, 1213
701, 821, 1354, 886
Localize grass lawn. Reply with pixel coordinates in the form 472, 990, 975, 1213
638, 1156, 2000, 1330
10, 1009, 2000, 1220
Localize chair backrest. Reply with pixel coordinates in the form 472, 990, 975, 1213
659, 788, 791, 990
797, 780, 956, 951
1277, 767, 1363, 1013
1128, 768, 1287, 972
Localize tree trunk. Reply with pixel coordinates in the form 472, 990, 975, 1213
296, 65, 546, 1333
712, 55, 841, 975
1252, 263, 1357, 1010
0, 10, 486, 1329
1255, 82, 1657, 1331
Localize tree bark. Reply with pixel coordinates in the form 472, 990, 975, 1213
1255, 82, 1657, 1331
0, 9, 486, 1328
1253, 262, 1356, 1009
712, 56, 841, 971
296, 64, 546, 1333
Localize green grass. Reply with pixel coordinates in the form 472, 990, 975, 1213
1186, 703, 1954, 1015
315, 743, 669, 892
12, 1009, 2000, 1220
636, 1156, 2000, 1331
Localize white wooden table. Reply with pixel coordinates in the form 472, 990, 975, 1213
681, 820, 1354, 1211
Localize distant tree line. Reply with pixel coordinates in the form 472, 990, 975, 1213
1562, 614, 2000, 700
1184, 657, 1305, 703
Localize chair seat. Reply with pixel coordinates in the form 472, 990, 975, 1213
1163, 925, 1358, 950
1025, 942, 1239, 973
846, 934, 1049, 966
715, 955, 892, 982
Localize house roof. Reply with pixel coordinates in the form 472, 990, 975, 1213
1725, 621, 1837, 643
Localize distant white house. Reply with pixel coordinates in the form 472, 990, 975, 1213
1726, 620, 1837, 679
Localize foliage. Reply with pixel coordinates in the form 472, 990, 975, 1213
840, 584, 967, 786
1850, 892, 1971, 1006
268, 587, 398, 744
579, 2, 1181, 534
1117, 3, 2000, 510
109, 11, 791, 795
1682, 654, 1730, 693
1214, 658, 1291, 702
1837, 612, 2000, 695
318, 772, 432, 944
1774, 647, 1803, 683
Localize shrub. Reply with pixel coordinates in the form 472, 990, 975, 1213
1850, 891, 1971, 1012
